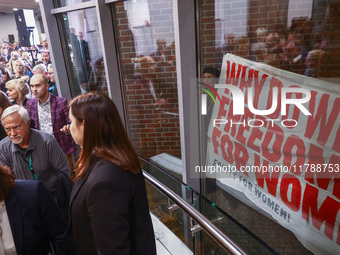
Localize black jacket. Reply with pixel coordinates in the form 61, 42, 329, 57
5, 180, 69, 255
70, 157, 156, 255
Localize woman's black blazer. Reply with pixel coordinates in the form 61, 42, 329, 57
69, 157, 156, 255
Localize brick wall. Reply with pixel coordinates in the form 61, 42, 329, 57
114, 1, 181, 158
200, 0, 340, 79
248, 0, 288, 43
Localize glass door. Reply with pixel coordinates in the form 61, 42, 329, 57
110, 1, 183, 180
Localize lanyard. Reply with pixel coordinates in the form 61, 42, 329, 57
20, 152, 38, 180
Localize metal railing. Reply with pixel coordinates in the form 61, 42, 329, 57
143, 170, 247, 255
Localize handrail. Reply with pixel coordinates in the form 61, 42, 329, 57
143, 170, 247, 255
141, 158, 277, 254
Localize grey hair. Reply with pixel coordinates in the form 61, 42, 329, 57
256, 27, 267, 36
156, 38, 166, 44
1, 105, 30, 125
33, 64, 47, 74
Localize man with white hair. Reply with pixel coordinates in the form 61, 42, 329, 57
0, 105, 71, 190
32, 63, 48, 76
32, 64, 58, 96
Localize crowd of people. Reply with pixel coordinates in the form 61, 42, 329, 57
129, 17, 330, 117
0, 37, 156, 253
0, 40, 57, 98
216, 17, 330, 78
131, 38, 176, 109
0, 14, 333, 254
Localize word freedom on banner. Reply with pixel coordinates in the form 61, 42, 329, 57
204, 54, 340, 255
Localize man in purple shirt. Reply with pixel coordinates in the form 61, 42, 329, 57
26, 74, 77, 171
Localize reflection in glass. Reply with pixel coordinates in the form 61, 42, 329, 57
58, 8, 107, 97
112, 1, 182, 178
54, 0, 91, 8
145, 181, 194, 253
202, 0, 340, 81
199, 0, 340, 254
143, 161, 277, 254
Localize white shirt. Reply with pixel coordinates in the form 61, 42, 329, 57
38, 95, 54, 136
0, 201, 17, 255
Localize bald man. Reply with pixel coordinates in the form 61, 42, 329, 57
26, 74, 77, 170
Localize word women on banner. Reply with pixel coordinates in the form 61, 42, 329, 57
204, 54, 340, 255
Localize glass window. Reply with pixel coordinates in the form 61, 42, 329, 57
112, 1, 182, 179
200, 0, 340, 82
57, 8, 108, 97
54, 0, 92, 8
199, 1, 340, 254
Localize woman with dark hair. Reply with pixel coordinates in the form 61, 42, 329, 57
0, 92, 12, 111
69, 92, 156, 255
0, 65, 12, 93
0, 92, 11, 140
0, 164, 69, 254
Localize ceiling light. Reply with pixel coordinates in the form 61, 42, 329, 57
13, 8, 18, 11
35, 0, 39, 2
